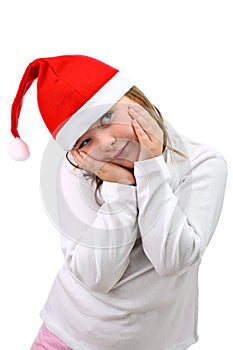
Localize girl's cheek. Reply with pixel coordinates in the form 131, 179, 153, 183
117, 124, 136, 139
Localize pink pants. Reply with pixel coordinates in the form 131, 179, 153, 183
30, 323, 71, 350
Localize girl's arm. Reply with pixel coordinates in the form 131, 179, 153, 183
57, 159, 138, 293
128, 103, 228, 277
134, 148, 228, 277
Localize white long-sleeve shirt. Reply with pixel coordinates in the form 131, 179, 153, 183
40, 120, 227, 350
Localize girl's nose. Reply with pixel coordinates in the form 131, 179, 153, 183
96, 131, 117, 152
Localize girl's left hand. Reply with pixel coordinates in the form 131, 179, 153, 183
128, 103, 164, 162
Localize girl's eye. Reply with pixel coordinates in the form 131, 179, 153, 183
100, 112, 112, 126
79, 138, 91, 149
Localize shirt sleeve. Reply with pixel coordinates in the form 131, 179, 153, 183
57, 159, 138, 293
134, 148, 228, 277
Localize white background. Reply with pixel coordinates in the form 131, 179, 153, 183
0, 0, 232, 349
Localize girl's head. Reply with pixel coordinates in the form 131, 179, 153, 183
70, 95, 141, 170
68, 85, 180, 171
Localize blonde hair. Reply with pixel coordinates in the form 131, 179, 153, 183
70, 85, 188, 205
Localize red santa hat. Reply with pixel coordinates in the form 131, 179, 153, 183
8, 55, 134, 160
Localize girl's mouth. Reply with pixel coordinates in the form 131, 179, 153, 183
113, 141, 129, 159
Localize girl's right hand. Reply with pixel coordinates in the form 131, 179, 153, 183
71, 150, 136, 185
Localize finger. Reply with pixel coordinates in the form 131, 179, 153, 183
130, 106, 164, 144
129, 103, 148, 118
133, 118, 164, 149
71, 150, 94, 171
71, 149, 84, 167
77, 151, 110, 176
129, 104, 158, 136
128, 103, 151, 122
132, 119, 151, 144
132, 117, 160, 145
129, 103, 162, 133
133, 119, 164, 158
75, 150, 133, 183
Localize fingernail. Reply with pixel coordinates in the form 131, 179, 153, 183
132, 103, 140, 109
130, 104, 136, 110
129, 106, 136, 114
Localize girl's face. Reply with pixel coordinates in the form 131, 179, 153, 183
73, 96, 140, 169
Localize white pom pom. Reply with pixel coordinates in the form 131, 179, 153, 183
8, 137, 30, 161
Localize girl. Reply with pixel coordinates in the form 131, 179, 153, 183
8, 55, 227, 350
